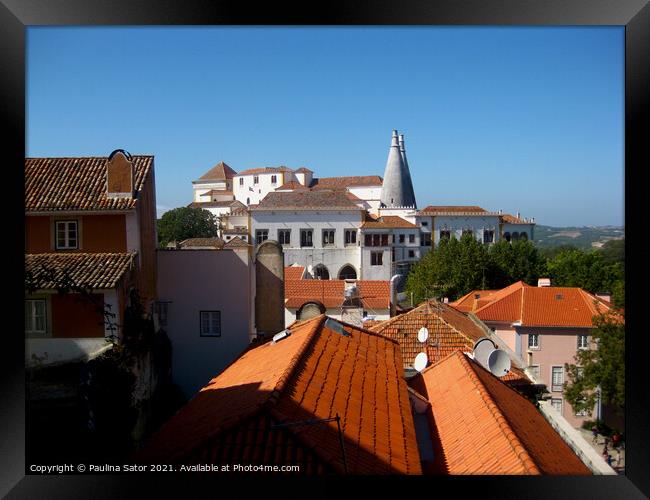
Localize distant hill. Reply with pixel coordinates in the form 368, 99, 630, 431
533, 225, 625, 251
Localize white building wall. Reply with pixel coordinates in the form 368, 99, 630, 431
156, 249, 254, 399
193, 180, 228, 202
234, 172, 289, 206
348, 186, 382, 202
501, 223, 535, 241
251, 210, 363, 279
361, 246, 391, 280
433, 215, 501, 246
125, 212, 141, 254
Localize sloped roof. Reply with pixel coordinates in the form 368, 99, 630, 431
199, 190, 234, 197
25, 253, 135, 290
467, 282, 616, 327
417, 205, 488, 215
178, 237, 225, 249
500, 213, 533, 224
284, 265, 306, 281
252, 190, 362, 211
285, 280, 390, 310
417, 351, 591, 475
25, 156, 153, 212
361, 215, 418, 229
237, 166, 293, 176
136, 315, 422, 474
223, 236, 251, 248
194, 161, 237, 182
368, 300, 529, 384
451, 289, 500, 313
275, 180, 310, 191
310, 175, 383, 189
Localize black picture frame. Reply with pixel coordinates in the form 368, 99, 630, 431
4, 1, 648, 498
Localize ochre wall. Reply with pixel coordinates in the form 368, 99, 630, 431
51, 293, 105, 338
25, 214, 127, 253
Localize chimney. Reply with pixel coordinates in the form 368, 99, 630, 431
538, 278, 551, 287
516, 211, 521, 220
107, 149, 134, 199
595, 293, 611, 303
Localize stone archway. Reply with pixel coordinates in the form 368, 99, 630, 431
338, 264, 357, 280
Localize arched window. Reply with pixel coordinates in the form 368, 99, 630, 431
503, 232, 511, 242
512, 232, 520, 241
313, 264, 330, 280
520, 232, 528, 241
338, 265, 357, 280
246, 197, 250, 205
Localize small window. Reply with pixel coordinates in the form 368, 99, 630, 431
344, 229, 356, 245
421, 221, 428, 227
503, 232, 511, 242
154, 302, 169, 328
528, 333, 540, 349
271, 175, 277, 184
550, 398, 563, 415
200, 311, 221, 337
528, 365, 540, 381
55, 220, 78, 250
512, 232, 520, 241
439, 230, 450, 240
239, 177, 244, 186
25, 299, 47, 335
381, 234, 388, 246
483, 229, 495, 244
373, 234, 380, 246
520, 232, 528, 241
392, 234, 395, 244
322, 229, 335, 246
551, 366, 564, 392
371, 252, 383, 266
421, 233, 432, 247
300, 229, 313, 247
278, 229, 291, 245
253, 175, 259, 184
255, 229, 269, 245
577, 334, 589, 350
364, 234, 372, 246
399, 234, 405, 244
313, 264, 330, 280
408, 250, 415, 258
409, 234, 415, 244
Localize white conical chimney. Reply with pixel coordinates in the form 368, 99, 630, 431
380, 130, 417, 209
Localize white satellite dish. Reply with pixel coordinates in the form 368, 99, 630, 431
487, 349, 511, 377
413, 352, 428, 372
417, 327, 429, 343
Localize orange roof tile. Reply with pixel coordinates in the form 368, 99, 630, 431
418, 205, 487, 215
472, 283, 617, 327
450, 289, 499, 313
25, 253, 135, 290
136, 315, 422, 474
500, 213, 532, 224
275, 180, 309, 191
418, 351, 591, 475
361, 215, 417, 229
285, 280, 390, 310
25, 156, 153, 212
178, 237, 225, 249
252, 190, 361, 211
310, 175, 382, 189
284, 266, 306, 281
194, 161, 237, 182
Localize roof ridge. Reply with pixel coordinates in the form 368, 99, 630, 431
456, 353, 541, 474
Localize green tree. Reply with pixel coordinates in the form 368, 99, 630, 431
564, 310, 625, 417
157, 206, 218, 247
405, 234, 490, 303
488, 239, 547, 288
546, 247, 623, 294
598, 238, 625, 267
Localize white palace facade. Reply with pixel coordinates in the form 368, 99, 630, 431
189, 130, 536, 282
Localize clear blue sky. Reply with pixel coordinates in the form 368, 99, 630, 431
26, 27, 624, 227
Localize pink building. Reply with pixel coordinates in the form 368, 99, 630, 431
451, 280, 617, 428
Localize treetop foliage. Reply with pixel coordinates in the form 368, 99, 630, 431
157, 206, 218, 247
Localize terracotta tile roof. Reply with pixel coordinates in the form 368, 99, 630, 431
284, 265, 306, 281
25, 156, 153, 212
252, 191, 361, 211
361, 215, 417, 229
470, 282, 617, 327
178, 237, 225, 249
237, 166, 293, 176
223, 236, 251, 248
310, 175, 383, 189
368, 300, 529, 384
285, 280, 390, 310
275, 180, 310, 191
194, 161, 237, 182
25, 253, 135, 290
417, 205, 487, 215
136, 315, 422, 474
418, 351, 591, 475
450, 289, 499, 313
294, 167, 313, 173
188, 200, 238, 208
199, 189, 234, 196
500, 213, 532, 224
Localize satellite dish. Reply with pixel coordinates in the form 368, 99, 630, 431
414, 352, 428, 372
487, 349, 511, 377
473, 337, 496, 367
417, 327, 429, 343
